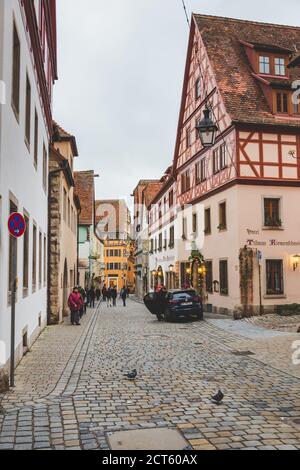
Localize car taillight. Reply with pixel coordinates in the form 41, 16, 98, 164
169, 300, 180, 305
193, 296, 201, 302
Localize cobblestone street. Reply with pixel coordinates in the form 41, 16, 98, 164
0, 300, 300, 450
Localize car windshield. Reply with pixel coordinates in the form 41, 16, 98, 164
170, 291, 197, 301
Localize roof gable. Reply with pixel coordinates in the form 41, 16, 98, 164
194, 14, 300, 128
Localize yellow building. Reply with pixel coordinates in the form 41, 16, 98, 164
104, 240, 135, 292
95, 199, 135, 293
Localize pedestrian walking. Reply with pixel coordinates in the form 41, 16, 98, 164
89, 286, 96, 308
78, 286, 86, 318
106, 287, 112, 307
102, 284, 107, 302
120, 286, 127, 307
111, 286, 118, 307
96, 287, 101, 302
85, 287, 90, 311
68, 287, 83, 326
155, 285, 167, 322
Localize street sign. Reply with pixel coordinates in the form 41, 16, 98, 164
257, 250, 263, 265
8, 212, 26, 238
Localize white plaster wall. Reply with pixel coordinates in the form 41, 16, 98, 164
0, 1, 50, 367
237, 185, 300, 308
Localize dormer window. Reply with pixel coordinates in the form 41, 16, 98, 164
259, 56, 270, 74
274, 58, 286, 76
276, 92, 288, 114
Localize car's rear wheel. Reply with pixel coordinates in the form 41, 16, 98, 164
164, 308, 174, 322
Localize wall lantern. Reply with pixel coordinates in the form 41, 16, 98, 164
293, 255, 300, 271
152, 270, 158, 277
196, 107, 218, 148
169, 264, 174, 273
186, 266, 192, 275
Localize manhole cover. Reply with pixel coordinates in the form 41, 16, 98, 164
107, 428, 189, 451
231, 350, 255, 356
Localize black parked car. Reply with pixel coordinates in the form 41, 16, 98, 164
144, 289, 204, 322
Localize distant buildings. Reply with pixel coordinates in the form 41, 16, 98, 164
132, 180, 163, 299
135, 14, 300, 317
0, 1, 57, 380
74, 171, 104, 289
95, 200, 134, 292
48, 122, 80, 324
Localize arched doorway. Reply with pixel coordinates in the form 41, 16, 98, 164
63, 259, 68, 318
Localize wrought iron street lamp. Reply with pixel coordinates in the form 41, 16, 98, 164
196, 107, 218, 148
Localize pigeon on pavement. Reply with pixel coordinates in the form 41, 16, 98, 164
212, 390, 224, 405
124, 369, 137, 380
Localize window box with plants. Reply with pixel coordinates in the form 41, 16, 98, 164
264, 218, 283, 229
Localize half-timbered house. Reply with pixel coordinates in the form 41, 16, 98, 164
148, 14, 300, 316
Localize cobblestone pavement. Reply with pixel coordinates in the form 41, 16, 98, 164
0, 300, 300, 450
244, 314, 300, 334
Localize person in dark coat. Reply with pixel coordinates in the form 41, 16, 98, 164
111, 286, 118, 307
78, 286, 86, 318
102, 284, 107, 302
85, 287, 90, 310
120, 286, 127, 307
106, 287, 112, 307
89, 286, 96, 308
155, 286, 167, 322
96, 287, 101, 302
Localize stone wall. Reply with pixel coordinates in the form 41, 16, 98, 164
48, 156, 62, 325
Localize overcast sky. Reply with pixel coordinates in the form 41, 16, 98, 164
54, 0, 300, 204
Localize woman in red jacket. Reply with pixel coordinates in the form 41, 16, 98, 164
68, 287, 83, 326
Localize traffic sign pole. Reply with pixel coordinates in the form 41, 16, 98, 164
10, 237, 17, 388
7, 212, 26, 388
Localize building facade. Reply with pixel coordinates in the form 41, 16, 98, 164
48, 122, 80, 324
147, 14, 300, 317
0, 0, 57, 383
95, 199, 134, 292
74, 170, 103, 289
133, 180, 169, 299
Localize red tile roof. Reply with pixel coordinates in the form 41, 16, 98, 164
194, 14, 300, 128
52, 121, 79, 156
74, 171, 95, 225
